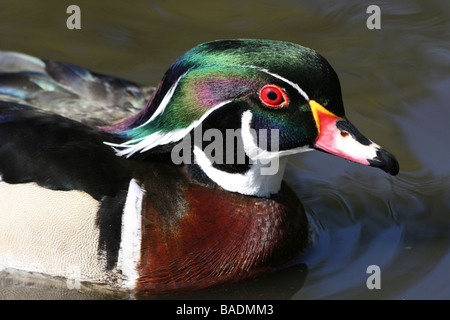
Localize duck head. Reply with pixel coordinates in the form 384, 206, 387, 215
102, 39, 399, 197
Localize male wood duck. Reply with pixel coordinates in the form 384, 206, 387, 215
0, 39, 399, 295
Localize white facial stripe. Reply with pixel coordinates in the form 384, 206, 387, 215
136, 69, 191, 130
105, 100, 232, 157
107, 130, 188, 158
240, 110, 312, 161
116, 179, 144, 289
233, 65, 309, 101
193, 145, 288, 197
104, 70, 191, 155
106, 64, 309, 157
193, 110, 313, 197
252, 66, 310, 101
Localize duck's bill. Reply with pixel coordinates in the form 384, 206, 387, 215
309, 100, 399, 176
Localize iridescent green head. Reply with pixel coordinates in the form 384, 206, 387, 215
103, 39, 398, 197
104, 39, 342, 152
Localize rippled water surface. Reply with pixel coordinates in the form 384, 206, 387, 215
0, 0, 449, 299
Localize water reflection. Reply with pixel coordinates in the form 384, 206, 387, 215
286, 149, 449, 299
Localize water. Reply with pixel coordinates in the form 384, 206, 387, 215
0, 0, 449, 299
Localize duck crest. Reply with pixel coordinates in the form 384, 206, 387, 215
99, 39, 332, 159
101, 66, 261, 158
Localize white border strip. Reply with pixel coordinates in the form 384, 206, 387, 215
116, 179, 144, 289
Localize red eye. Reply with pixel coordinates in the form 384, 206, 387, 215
259, 85, 288, 108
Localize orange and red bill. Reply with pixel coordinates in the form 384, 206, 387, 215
309, 100, 399, 175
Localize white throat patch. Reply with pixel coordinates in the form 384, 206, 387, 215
193, 110, 311, 197
193, 145, 288, 197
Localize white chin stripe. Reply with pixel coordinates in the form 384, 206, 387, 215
193, 145, 288, 197
192, 110, 313, 197
240, 110, 313, 161
105, 100, 232, 158
136, 70, 191, 130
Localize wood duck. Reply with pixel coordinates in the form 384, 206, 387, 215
0, 39, 399, 295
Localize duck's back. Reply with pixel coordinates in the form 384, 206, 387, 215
0, 51, 154, 125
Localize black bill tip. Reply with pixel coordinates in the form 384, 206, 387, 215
368, 148, 400, 176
